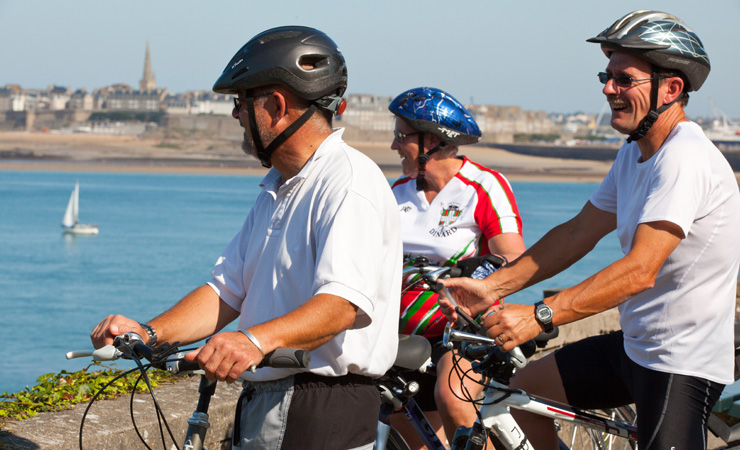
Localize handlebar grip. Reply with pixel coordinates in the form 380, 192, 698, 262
260, 348, 311, 369
166, 348, 311, 376
66, 345, 121, 361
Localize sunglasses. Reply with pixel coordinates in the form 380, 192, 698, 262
597, 72, 663, 88
393, 130, 420, 144
233, 92, 274, 110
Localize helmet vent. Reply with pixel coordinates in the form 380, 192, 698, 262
299, 54, 328, 70
259, 30, 301, 44
232, 66, 249, 80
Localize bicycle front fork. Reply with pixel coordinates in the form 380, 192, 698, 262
182, 376, 218, 450
451, 423, 487, 450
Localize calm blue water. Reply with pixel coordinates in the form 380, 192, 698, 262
0, 170, 623, 394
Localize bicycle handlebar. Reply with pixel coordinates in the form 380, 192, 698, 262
442, 323, 528, 370
67, 332, 311, 378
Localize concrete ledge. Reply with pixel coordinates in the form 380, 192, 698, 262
2, 281, 738, 449
1, 377, 242, 450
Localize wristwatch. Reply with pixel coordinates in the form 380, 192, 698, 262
534, 301, 554, 333
138, 322, 158, 347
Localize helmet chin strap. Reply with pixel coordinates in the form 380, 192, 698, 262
415, 133, 445, 191
244, 94, 318, 168
626, 70, 679, 143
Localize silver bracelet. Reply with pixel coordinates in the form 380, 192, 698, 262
138, 322, 158, 347
240, 329, 265, 357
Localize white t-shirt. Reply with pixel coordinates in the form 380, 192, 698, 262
590, 121, 740, 384
208, 129, 402, 381
392, 157, 522, 266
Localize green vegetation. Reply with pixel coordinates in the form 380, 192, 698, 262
0, 364, 174, 428
513, 133, 561, 142
575, 134, 608, 141
155, 142, 181, 149
88, 111, 165, 123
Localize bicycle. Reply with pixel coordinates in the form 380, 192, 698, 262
375, 256, 514, 450
66, 332, 310, 450
442, 323, 638, 450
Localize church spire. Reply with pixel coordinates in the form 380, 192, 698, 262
139, 40, 156, 92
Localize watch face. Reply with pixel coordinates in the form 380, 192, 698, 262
536, 304, 553, 322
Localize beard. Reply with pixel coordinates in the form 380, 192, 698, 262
240, 121, 278, 161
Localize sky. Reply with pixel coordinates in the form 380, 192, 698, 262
1, 0, 739, 120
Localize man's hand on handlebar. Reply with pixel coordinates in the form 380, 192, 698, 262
90, 314, 149, 349
184, 331, 264, 384
482, 303, 542, 352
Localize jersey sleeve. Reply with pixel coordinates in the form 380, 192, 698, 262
470, 170, 523, 240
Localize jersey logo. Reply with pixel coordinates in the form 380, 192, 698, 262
438, 205, 462, 227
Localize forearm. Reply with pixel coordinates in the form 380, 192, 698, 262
148, 284, 239, 346
489, 218, 602, 299
247, 293, 358, 354
547, 221, 681, 326
546, 255, 654, 326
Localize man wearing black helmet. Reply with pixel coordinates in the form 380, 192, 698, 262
440, 11, 740, 449
90, 26, 402, 450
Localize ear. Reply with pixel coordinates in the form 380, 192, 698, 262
662, 76, 684, 105
267, 91, 289, 125
426, 132, 442, 150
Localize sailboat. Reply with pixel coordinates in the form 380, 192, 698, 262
61, 182, 99, 235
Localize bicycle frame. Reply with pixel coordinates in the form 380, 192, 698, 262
472, 379, 638, 449
376, 396, 446, 450
442, 324, 637, 449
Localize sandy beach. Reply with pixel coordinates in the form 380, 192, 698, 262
0, 131, 621, 182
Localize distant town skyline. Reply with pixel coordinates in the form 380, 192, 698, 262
1, 0, 738, 119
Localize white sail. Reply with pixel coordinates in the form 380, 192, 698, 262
62, 183, 79, 227
61, 182, 98, 235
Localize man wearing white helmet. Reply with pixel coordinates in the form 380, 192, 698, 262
440, 11, 740, 449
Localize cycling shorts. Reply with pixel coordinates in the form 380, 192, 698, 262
233, 372, 378, 450
555, 330, 724, 450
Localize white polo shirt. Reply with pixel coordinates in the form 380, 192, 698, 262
590, 121, 740, 384
208, 129, 402, 381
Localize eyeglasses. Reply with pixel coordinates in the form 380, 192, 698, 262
393, 130, 420, 143
233, 92, 274, 111
597, 72, 663, 88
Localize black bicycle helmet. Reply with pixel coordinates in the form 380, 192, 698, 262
213, 26, 348, 167
389, 87, 481, 190
587, 11, 710, 142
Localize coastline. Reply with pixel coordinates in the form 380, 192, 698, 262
1, 131, 738, 183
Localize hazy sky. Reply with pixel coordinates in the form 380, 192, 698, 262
2, 0, 738, 119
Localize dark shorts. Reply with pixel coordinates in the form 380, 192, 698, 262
233, 372, 379, 450
555, 331, 724, 449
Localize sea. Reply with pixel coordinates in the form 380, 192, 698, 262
0, 169, 627, 394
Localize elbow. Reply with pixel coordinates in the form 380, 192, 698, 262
335, 301, 360, 333
628, 265, 658, 295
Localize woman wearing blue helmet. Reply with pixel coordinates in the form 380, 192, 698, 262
389, 87, 526, 447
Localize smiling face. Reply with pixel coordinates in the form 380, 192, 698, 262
391, 118, 423, 178
602, 52, 658, 135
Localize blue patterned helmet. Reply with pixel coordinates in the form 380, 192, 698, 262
587, 10, 710, 91
388, 87, 481, 146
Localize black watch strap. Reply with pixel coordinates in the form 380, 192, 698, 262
534, 301, 554, 333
